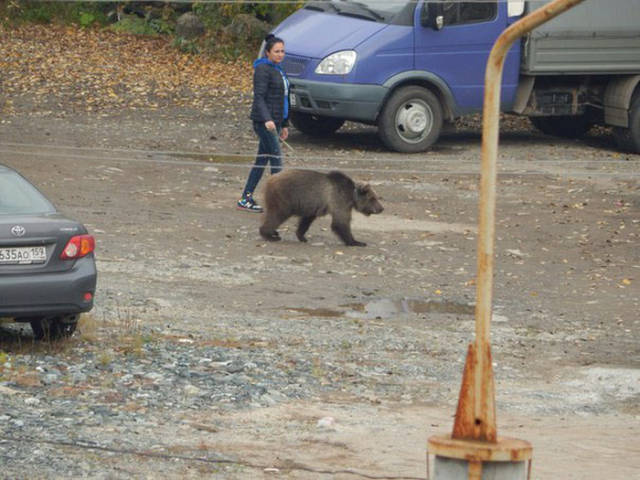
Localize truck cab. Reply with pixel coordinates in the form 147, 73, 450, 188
273, 0, 640, 154
274, 0, 522, 152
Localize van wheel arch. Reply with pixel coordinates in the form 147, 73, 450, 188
380, 81, 454, 121
613, 89, 640, 153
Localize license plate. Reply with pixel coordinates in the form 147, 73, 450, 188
0, 246, 47, 264
290, 94, 297, 107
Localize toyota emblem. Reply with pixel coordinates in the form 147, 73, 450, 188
10, 225, 26, 237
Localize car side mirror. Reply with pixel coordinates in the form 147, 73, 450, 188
421, 3, 444, 30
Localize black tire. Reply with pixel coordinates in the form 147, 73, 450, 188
378, 86, 443, 153
613, 94, 640, 154
30, 314, 78, 341
289, 112, 345, 136
529, 115, 593, 138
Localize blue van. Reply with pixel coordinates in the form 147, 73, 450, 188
271, 1, 640, 153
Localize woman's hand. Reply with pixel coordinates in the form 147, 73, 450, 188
265, 120, 276, 131
280, 127, 289, 141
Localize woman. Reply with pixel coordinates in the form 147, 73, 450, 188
237, 34, 290, 213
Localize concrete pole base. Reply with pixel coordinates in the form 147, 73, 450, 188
432, 456, 527, 480
428, 435, 532, 480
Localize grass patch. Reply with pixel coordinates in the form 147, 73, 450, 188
77, 313, 99, 342
0, 323, 76, 355
0, 306, 153, 360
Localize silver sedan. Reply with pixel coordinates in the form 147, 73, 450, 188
0, 164, 97, 340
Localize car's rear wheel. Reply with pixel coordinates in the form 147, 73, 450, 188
29, 314, 79, 341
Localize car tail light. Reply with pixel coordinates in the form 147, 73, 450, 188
60, 235, 95, 260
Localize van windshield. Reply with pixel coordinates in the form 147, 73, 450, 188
304, 0, 414, 24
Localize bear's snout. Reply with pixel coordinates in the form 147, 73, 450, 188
356, 186, 384, 216
362, 201, 384, 216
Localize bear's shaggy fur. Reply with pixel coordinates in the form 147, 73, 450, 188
259, 169, 384, 246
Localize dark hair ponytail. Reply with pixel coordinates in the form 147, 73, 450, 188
264, 34, 284, 55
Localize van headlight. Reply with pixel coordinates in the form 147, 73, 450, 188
315, 50, 357, 75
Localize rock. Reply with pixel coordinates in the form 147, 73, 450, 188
41, 373, 59, 385
183, 384, 202, 397
223, 14, 270, 46
225, 360, 246, 374
0, 385, 20, 396
316, 416, 336, 429
71, 372, 88, 384
175, 12, 205, 40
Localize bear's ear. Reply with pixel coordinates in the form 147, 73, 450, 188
356, 183, 370, 195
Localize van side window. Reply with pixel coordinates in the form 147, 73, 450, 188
441, 1, 497, 25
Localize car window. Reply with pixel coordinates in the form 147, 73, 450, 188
442, 1, 497, 25
0, 170, 55, 215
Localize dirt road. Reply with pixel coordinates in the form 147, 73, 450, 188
1, 102, 639, 479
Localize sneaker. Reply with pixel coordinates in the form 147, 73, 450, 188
237, 195, 263, 213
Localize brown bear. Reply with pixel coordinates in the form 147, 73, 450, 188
259, 169, 384, 246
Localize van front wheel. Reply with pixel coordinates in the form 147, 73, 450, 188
378, 86, 443, 153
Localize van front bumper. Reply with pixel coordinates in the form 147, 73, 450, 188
289, 79, 387, 123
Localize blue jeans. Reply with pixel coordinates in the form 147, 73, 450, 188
242, 122, 283, 198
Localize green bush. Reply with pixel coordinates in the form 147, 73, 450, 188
72, 3, 109, 27
253, 1, 304, 24
78, 11, 97, 27
10, 2, 55, 24
192, 1, 302, 59
172, 37, 200, 55
1, 1, 110, 26
192, 1, 301, 29
110, 14, 172, 36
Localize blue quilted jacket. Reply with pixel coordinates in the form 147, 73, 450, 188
249, 58, 290, 127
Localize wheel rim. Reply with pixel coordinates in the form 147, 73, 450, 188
395, 99, 433, 144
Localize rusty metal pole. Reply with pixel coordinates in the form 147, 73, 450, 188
428, 0, 586, 478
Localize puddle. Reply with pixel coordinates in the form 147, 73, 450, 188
287, 307, 344, 318
286, 298, 474, 320
173, 153, 253, 164
344, 298, 474, 319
